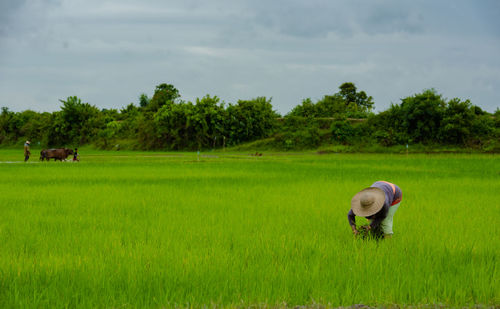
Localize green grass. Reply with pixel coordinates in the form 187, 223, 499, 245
0, 149, 498, 308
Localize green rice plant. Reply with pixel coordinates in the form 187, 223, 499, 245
356, 224, 384, 240
0, 150, 498, 308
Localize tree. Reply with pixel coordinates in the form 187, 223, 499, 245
1, 82, 497, 151
147, 83, 180, 112
153, 101, 193, 149
96, 121, 122, 149
19, 111, 51, 146
367, 105, 407, 146
286, 82, 374, 118
288, 98, 316, 118
339, 83, 358, 105
338, 82, 374, 111
398, 89, 446, 144
225, 97, 279, 145
121, 103, 139, 118
331, 120, 355, 144
0, 107, 14, 144
438, 98, 475, 145
58, 96, 101, 145
315, 94, 351, 118
139, 93, 150, 108
275, 116, 321, 150
190, 95, 225, 149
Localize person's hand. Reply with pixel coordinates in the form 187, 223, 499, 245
361, 225, 371, 231
351, 226, 359, 235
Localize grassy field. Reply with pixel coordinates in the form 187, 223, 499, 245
0, 149, 498, 308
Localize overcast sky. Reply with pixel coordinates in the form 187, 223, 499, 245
1, 0, 499, 114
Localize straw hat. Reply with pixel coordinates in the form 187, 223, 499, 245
351, 187, 386, 217
25, 141, 30, 144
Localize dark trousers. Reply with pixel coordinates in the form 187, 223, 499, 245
24, 155, 29, 162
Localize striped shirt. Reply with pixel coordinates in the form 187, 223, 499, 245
372, 181, 402, 207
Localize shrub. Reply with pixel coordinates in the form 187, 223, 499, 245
330, 120, 354, 144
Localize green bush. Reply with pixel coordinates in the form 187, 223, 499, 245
330, 120, 354, 144
275, 117, 321, 150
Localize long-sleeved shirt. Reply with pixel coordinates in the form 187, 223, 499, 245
348, 181, 402, 230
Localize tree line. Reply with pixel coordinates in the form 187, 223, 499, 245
1, 82, 499, 151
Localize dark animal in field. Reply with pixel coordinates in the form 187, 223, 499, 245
40, 148, 74, 161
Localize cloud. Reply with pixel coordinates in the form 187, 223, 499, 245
0, 0, 63, 39
0, 0, 499, 114
0, 0, 27, 36
238, 0, 428, 38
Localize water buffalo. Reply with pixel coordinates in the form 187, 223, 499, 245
40, 148, 74, 161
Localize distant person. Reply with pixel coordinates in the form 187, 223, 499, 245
24, 141, 31, 162
348, 181, 402, 238
73, 148, 79, 161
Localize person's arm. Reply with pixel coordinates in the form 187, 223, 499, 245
347, 209, 358, 234
369, 204, 388, 230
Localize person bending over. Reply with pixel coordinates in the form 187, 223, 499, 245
348, 181, 402, 238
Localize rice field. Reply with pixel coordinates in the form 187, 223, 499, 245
0, 149, 498, 308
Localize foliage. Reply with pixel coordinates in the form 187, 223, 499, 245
338, 82, 374, 111
139, 93, 150, 108
365, 89, 495, 148
58, 96, 102, 146
147, 83, 180, 112
96, 121, 122, 149
274, 117, 322, 150
398, 89, 446, 143
0, 108, 53, 146
0, 83, 497, 151
151, 97, 224, 150
225, 97, 279, 146
330, 120, 355, 144
288, 82, 374, 118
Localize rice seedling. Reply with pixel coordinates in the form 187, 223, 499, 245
0, 150, 498, 307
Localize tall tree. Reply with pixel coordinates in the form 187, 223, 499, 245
139, 93, 150, 108
225, 97, 279, 145
58, 96, 101, 145
147, 83, 180, 112
399, 89, 446, 143
287, 82, 374, 118
338, 82, 374, 111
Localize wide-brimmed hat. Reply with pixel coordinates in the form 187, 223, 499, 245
25, 141, 30, 144
351, 187, 385, 217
